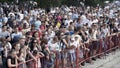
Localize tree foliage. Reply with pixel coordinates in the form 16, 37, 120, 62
37, 0, 114, 7
84, 0, 114, 7
0, 0, 114, 8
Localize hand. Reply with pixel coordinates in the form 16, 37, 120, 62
46, 56, 49, 60
34, 58, 37, 62
87, 48, 90, 52
16, 64, 18, 67
50, 52, 54, 54
26, 48, 30, 53
24, 46, 28, 50
4, 46, 7, 51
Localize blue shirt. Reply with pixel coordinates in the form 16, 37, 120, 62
65, 31, 74, 36
34, 20, 41, 30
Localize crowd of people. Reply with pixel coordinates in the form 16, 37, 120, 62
0, 1, 120, 68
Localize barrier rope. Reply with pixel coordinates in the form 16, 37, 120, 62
75, 33, 120, 68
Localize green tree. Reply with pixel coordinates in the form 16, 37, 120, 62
84, 0, 114, 7
0, 0, 114, 7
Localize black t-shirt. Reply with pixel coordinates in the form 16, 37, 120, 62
0, 51, 2, 56
1, 50, 8, 68
113, 27, 118, 33
7, 56, 16, 68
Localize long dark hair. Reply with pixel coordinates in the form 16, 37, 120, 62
30, 38, 37, 51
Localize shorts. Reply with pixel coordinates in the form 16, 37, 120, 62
92, 41, 100, 50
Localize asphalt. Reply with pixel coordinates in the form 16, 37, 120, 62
82, 49, 120, 68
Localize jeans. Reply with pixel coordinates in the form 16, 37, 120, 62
68, 52, 76, 63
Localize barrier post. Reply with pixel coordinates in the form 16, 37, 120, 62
118, 33, 120, 47
76, 47, 81, 68
54, 52, 59, 68
98, 39, 102, 57
36, 57, 38, 68
85, 43, 91, 63
17, 65, 19, 68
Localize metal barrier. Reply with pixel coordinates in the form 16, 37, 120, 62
17, 59, 35, 68
17, 33, 120, 68
75, 33, 120, 68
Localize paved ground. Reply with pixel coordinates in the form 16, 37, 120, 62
82, 49, 120, 68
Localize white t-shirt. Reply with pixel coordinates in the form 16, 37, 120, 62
18, 13, 24, 21
0, 28, 1, 33
69, 41, 79, 53
102, 28, 109, 37
8, 12, 15, 17
88, 20, 93, 27
64, 19, 73, 28
49, 42, 60, 51
3, 17, 8, 23
72, 35, 82, 43
48, 31, 55, 40
6, 42, 12, 50
93, 30, 98, 40
74, 40, 80, 48
92, 19, 98, 24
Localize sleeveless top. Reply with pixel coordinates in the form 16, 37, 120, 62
7, 56, 16, 68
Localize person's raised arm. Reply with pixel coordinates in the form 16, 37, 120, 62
0, 56, 2, 66
62, 39, 69, 47
15, 57, 18, 67
39, 52, 45, 58
27, 49, 37, 61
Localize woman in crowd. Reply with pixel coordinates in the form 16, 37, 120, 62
33, 31, 42, 45
30, 39, 42, 52
32, 50, 44, 68
0, 37, 9, 68
7, 49, 18, 68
